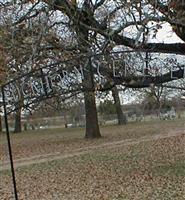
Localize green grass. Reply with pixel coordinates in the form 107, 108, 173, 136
154, 160, 185, 177
1, 118, 184, 139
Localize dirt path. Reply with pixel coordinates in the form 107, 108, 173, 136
1, 129, 184, 171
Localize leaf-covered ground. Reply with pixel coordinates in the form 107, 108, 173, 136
0, 120, 185, 199
1, 120, 184, 161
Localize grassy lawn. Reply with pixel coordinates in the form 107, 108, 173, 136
1, 119, 184, 160
0, 119, 185, 199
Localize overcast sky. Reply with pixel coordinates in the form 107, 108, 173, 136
149, 23, 184, 44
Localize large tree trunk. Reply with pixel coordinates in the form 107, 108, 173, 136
14, 108, 22, 133
63, 111, 68, 128
83, 58, 101, 138
0, 116, 2, 132
112, 86, 127, 125
84, 91, 101, 138
75, 14, 101, 138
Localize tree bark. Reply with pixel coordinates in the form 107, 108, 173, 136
81, 46, 101, 138
84, 91, 101, 138
63, 110, 68, 128
83, 58, 101, 138
110, 34, 185, 55
14, 108, 22, 133
0, 116, 2, 132
156, 98, 161, 117
112, 86, 127, 125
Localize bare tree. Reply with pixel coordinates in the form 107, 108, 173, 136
1, 0, 185, 138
